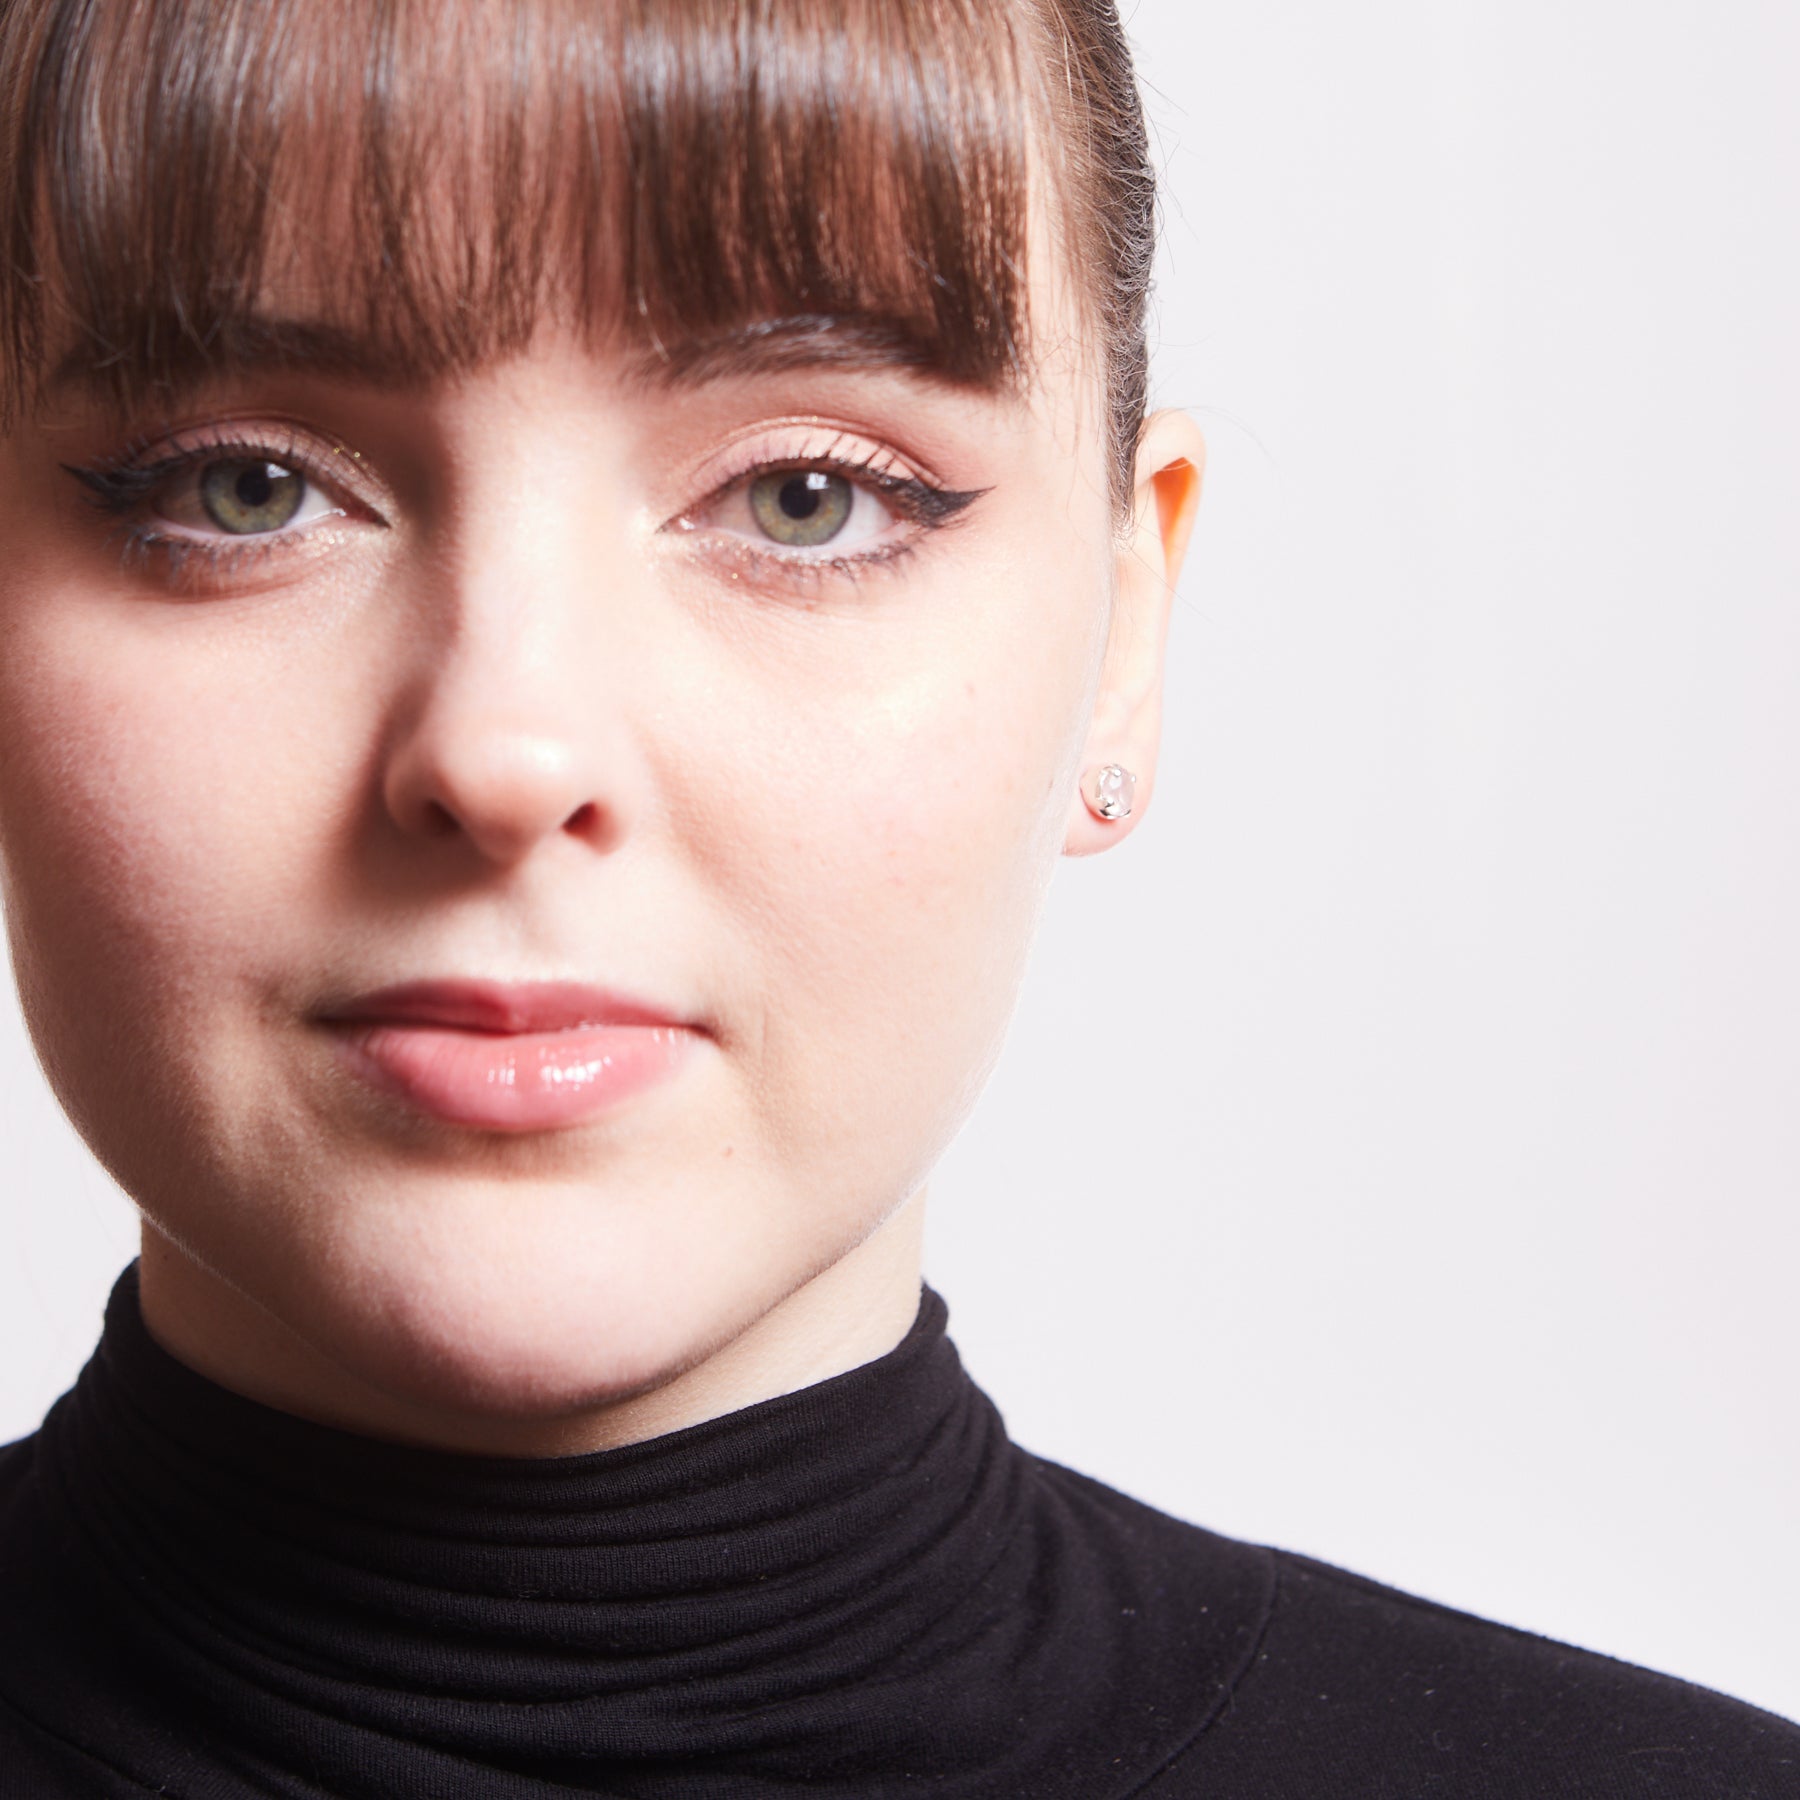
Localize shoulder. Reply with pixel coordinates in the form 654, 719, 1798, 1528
1148, 1544, 1800, 1797
0, 1429, 49, 1561
0, 1431, 146, 1796
0, 1430, 41, 1537
0, 1697, 152, 1800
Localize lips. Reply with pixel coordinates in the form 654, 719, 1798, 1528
320, 980, 697, 1132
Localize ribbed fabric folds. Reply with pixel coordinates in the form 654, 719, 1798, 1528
5, 1264, 1797, 1797
0, 1267, 1267, 1797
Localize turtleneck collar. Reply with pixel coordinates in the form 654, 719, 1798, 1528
6, 1262, 1272, 1798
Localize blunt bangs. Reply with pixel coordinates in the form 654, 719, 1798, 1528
0, 0, 1035, 420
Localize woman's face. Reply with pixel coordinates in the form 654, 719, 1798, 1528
0, 219, 1194, 1447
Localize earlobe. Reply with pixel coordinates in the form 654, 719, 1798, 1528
1062, 412, 1206, 858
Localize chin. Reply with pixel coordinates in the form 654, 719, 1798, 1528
173, 1162, 819, 1442
340, 1253, 698, 1417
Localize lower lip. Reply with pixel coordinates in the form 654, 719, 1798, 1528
331, 1021, 694, 1132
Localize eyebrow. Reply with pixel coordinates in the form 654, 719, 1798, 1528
45, 318, 413, 405
43, 311, 1001, 411
623, 315, 998, 391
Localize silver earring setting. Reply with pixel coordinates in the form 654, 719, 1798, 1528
1083, 763, 1136, 821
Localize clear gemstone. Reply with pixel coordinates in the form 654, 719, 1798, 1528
1093, 764, 1135, 820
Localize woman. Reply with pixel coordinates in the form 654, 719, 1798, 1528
0, 0, 1793, 1794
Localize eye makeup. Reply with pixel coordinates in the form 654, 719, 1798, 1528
55, 414, 990, 596
60, 423, 380, 586
668, 424, 988, 590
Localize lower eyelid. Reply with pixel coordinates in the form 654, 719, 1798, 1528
107, 495, 360, 586
691, 537, 922, 596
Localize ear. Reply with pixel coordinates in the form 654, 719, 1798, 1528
1063, 410, 1206, 856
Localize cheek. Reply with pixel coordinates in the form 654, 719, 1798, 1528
661, 542, 1107, 1173
0, 597, 327, 1122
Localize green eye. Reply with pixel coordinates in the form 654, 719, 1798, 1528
198, 459, 307, 535
747, 470, 854, 548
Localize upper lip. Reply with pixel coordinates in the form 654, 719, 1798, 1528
319, 980, 689, 1034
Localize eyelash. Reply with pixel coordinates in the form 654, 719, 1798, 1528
63, 426, 358, 585
682, 444, 984, 588
61, 430, 987, 590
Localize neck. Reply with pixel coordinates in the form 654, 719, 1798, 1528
136, 1194, 927, 1457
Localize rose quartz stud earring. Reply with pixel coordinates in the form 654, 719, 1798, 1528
1083, 763, 1137, 821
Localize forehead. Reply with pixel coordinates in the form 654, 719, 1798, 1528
4, 0, 1071, 425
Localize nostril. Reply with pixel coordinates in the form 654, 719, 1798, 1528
382, 729, 625, 862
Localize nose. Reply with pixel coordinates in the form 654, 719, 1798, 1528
379, 585, 637, 867
373, 379, 654, 869
383, 708, 623, 864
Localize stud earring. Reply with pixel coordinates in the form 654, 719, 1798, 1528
1083, 763, 1136, 821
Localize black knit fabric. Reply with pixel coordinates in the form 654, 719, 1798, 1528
0, 1264, 1795, 1798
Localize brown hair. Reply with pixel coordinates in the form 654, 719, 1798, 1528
0, 0, 1155, 511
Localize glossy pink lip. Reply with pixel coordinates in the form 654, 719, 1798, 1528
320, 981, 697, 1132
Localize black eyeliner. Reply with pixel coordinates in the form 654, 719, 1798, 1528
61, 452, 192, 513
59, 424, 319, 517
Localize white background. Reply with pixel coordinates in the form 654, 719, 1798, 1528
4, 0, 1797, 1727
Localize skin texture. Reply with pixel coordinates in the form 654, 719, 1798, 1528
0, 244, 1202, 1455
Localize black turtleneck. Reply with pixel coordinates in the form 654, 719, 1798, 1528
0, 1267, 1795, 1798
